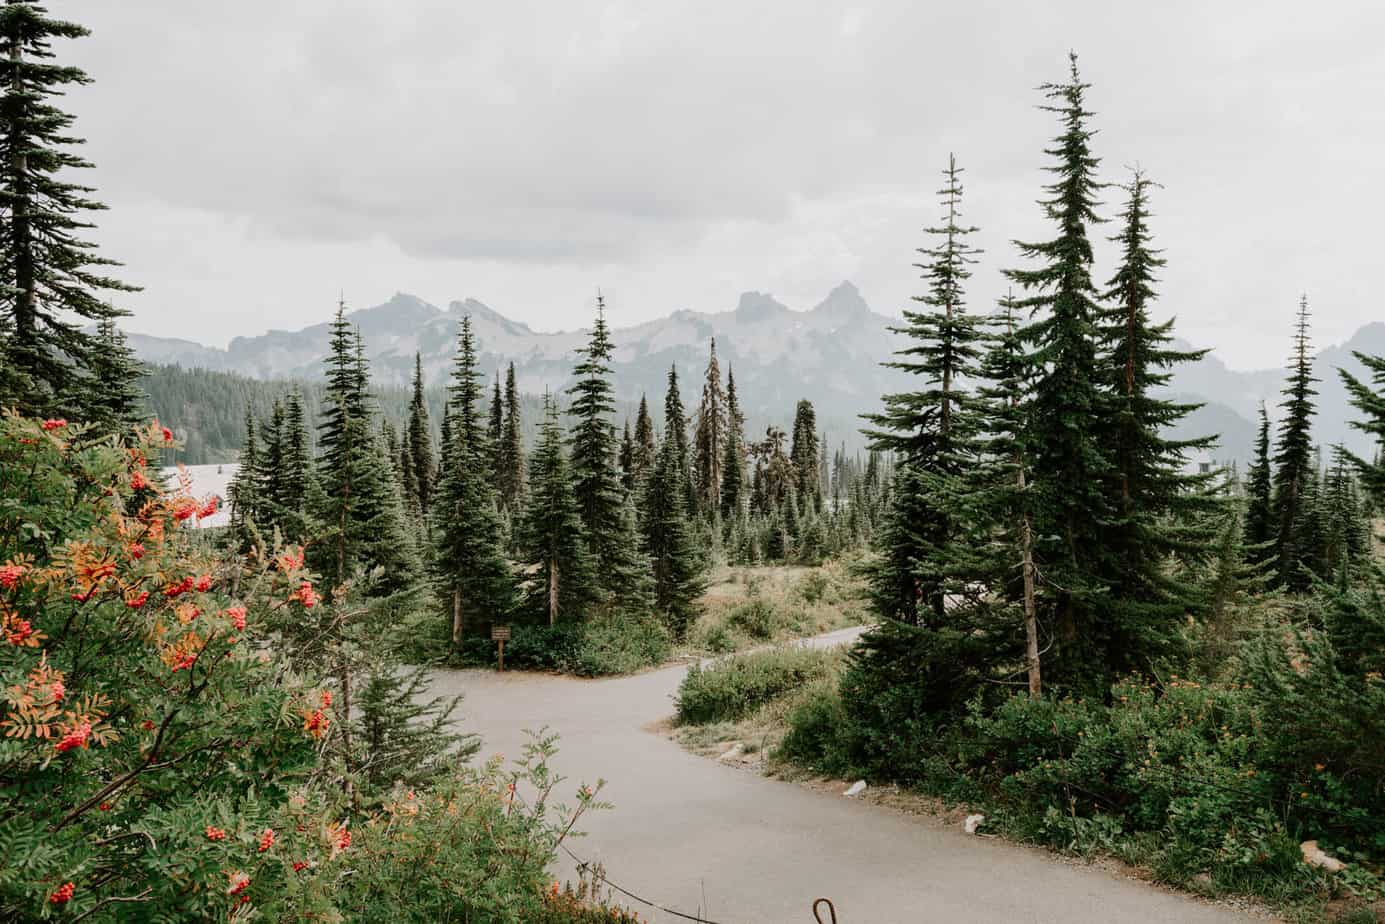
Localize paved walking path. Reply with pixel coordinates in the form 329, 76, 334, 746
426, 628, 1263, 923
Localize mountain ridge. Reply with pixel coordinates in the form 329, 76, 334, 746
126, 284, 1383, 463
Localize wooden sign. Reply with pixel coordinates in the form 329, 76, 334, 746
491, 624, 510, 672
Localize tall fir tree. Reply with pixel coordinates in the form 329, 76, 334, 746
720, 367, 746, 521
566, 295, 625, 575
406, 353, 436, 515
862, 154, 983, 622
1005, 55, 1116, 685
228, 412, 263, 549
274, 389, 315, 541
618, 419, 636, 492
789, 399, 820, 507
432, 315, 517, 645
312, 306, 420, 595
488, 373, 504, 485
663, 366, 690, 499
86, 318, 145, 434
1244, 402, 1275, 553
693, 338, 728, 516
520, 394, 595, 624
1096, 170, 1219, 666
606, 491, 657, 617
642, 417, 704, 638
500, 361, 525, 510
0, 2, 138, 417
1271, 295, 1320, 591
632, 393, 657, 485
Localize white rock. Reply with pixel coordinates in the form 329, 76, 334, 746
843, 780, 867, 797
1300, 840, 1346, 872
716, 743, 744, 763
964, 814, 986, 835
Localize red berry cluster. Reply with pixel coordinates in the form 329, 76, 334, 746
41, 418, 67, 431
162, 575, 195, 598
0, 562, 25, 589
54, 722, 91, 753
5, 617, 34, 645
48, 882, 74, 905
257, 829, 276, 852
206, 825, 227, 841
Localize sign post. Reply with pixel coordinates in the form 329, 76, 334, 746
491, 624, 511, 672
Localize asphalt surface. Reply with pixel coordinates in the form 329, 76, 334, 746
426, 628, 1262, 924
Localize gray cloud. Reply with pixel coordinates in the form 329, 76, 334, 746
65, 0, 1385, 366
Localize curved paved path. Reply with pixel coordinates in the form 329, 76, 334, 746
427, 628, 1263, 924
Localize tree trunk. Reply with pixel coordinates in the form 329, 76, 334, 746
8, 27, 34, 355
548, 560, 559, 627
451, 588, 462, 647
338, 660, 354, 801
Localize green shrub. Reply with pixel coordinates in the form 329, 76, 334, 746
675, 647, 840, 725
798, 570, 831, 604
694, 620, 739, 654
574, 611, 672, 676
727, 598, 785, 640
777, 679, 854, 775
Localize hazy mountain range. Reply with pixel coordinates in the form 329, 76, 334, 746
130, 282, 1383, 464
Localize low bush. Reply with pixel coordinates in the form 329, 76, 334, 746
574, 611, 672, 676
676, 647, 841, 725
727, 598, 786, 640
776, 679, 855, 776
456, 615, 671, 677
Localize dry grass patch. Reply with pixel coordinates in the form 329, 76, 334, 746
685, 558, 868, 657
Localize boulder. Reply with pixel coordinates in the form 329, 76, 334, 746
1300, 840, 1346, 872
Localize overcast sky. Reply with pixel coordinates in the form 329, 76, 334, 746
65, 0, 1382, 369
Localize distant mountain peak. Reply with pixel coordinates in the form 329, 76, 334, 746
812, 280, 871, 319
447, 297, 535, 336
734, 291, 789, 321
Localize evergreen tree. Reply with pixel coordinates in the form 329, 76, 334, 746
1005, 55, 1116, 685
1340, 350, 1385, 504
437, 408, 452, 481
520, 395, 595, 624
618, 419, 636, 492
500, 361, 525, 510
606, 491, 657, 616
432, 315, 517, 645
693, 338, 727, 516
789, 399, 820, 507
1096, 170, 1220, 666
643, 404, 704, 637
312, 308, 421, 596
259, 399, 286, 526
1318, 447, 1367, 582
1244, 403, 1275, 553
227, 412, 263, 549
274, 389, 314, 540
1271, 296, 1319, 591
0, 2, 138, 417
862, 154, 984, 622
85, 318, 145, 434
632, 393, 657, 484
488, 373, 504, 484
355, 664, 478, 798
663, 365, 691, 506
720, 368, 746, 521
406, 353, 436, 515
566, 295, 625, 574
